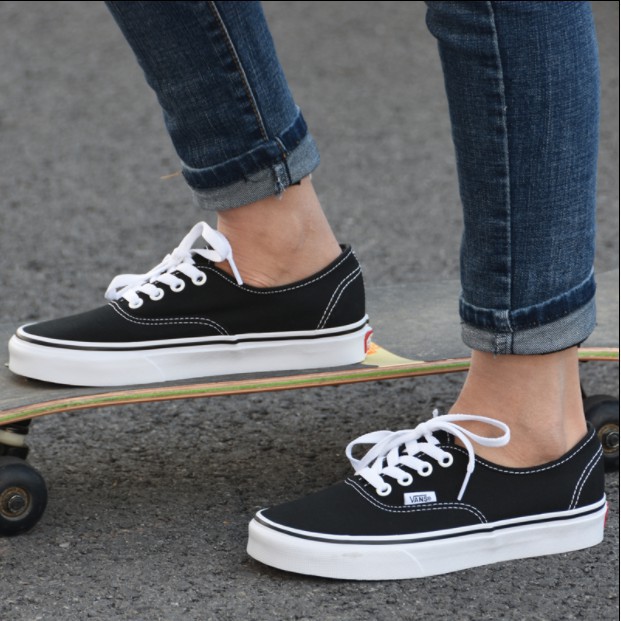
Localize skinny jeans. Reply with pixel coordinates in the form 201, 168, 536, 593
105, 1, 599, 356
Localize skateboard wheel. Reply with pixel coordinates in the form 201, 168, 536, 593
583, 395, 620, 472
0, 457, 48, 536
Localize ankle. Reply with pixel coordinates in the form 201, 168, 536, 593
216, 177, 341, 287
450, 348, 587, 467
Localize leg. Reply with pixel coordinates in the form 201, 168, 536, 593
246, 1, 605, 579
451, 348, 586, 466
425, 0, 599, 466
215, 177, 340, 287
9, 1, 368, 386
105, 0, 340, 286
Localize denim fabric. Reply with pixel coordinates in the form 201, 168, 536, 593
426, 1, 599, 354
107, 1, 599, 356
105, 1, 319, 210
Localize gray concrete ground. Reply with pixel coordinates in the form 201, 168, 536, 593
0, 2, 618, 620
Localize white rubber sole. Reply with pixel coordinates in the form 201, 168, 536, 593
8, 318, 371, 386
247, 499, 607, 580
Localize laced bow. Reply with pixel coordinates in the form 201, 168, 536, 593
104, 222, 243, 308
346, 412, 510, 501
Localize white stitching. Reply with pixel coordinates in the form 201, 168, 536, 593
317, 267, 362, 329
203, 247, 355, 294
105, 246, 359, 338
109, 302, 229, 335
345, 478, 487, 522
447, 428, 597, 476
569, 447, 603, 509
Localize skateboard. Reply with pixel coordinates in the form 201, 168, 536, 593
1, 271, 618, 535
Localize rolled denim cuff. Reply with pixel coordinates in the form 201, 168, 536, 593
186, 114, 320, 211
461, 271, 597, 355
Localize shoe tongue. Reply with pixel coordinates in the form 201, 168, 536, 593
396, 429, 453, 459
190, 250, 214, 268
433, 430, 455, 446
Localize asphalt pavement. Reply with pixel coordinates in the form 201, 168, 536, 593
0, 2, 618, 620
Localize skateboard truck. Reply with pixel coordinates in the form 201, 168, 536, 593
0, 419, 31, 459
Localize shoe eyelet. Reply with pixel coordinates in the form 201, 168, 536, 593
397, 473, 413, 486
128, 298, 144, 310
192, 273, 207, 286
149, 288, 165, 301
439, 453, 454, 468
170, 281, 186, 293
417, 463, 433, 477
376, 483, 392, 497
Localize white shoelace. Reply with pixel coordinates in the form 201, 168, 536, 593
346, 411, 510, 501
104, 222, 243, 309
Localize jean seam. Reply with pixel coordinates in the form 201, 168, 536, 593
208, 1, 270, 144
274, 136, 292, 185
486, 1, 513, 353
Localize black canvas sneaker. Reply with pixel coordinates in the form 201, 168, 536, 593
9, 222, 370, 386
248, 412, 607, 580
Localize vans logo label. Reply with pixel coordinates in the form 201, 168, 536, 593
403, 492, 437, 505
